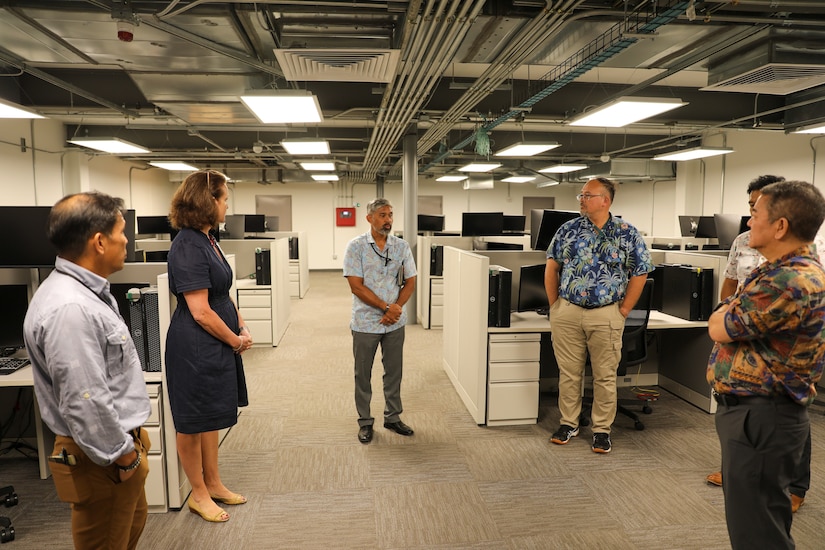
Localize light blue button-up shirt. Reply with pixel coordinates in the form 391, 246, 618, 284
23, 257, 151, 466
343, 232, 417, 334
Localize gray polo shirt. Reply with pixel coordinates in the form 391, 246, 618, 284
23, 257, 150, 466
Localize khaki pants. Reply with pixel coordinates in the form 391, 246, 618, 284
49, 428, 151, 550
549, 299, 625, 434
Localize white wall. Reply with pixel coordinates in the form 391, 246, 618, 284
3, 120, 825, 270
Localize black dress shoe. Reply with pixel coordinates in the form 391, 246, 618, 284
383, 421, 414, 436
358, 425, 373, 444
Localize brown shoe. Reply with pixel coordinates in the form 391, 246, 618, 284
706, 471, 722, 486
791, 493, 805, 513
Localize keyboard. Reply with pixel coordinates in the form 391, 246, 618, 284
0, 357, 31, 375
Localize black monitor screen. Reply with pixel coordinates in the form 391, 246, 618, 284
678, 215, 699, 237
418, 214, 445, 232
739, 216, 750, 234
532, 210, 579, 251
0, 206, 56, 267
517, 264, 549, 314
0, 285, 29, 349
244, 214, 266, 233
714, 213, 743, 249
502, 215, 526, 232
695, 216, 717, 238
461, 212, 504, 237
137, 215, 172, 234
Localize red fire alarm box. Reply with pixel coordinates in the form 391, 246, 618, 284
336, 207, 356, 226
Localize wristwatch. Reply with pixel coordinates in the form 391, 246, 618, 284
384, 304, 391, 313
116, 452, 141, 472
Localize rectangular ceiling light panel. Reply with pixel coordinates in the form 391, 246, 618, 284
569, 97, 686, 128
68, 138, 150, 154
281, 139, 330, 155
240, 90, 323, 124
494, 142, 560, 157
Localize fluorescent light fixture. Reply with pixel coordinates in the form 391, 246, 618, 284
299, 161, 336, 171
494, 142, 560, 157
539, 164, 588, 174
149, 161, 198, 171
68, 137, 150, 154
0, 98, 44, 119
458, 162, 501, 172
311, 174, 339, 181
240, 90, 323, 123
653, 146, 734, 161
502, 175, 536, 183
537, 180, 560, 188
568, 96, 686, 128
792, 123, 825, 134
280, 139, 330, 155
435, 174, 468, 182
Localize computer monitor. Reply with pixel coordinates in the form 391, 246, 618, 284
502, 215, 526, 232
224, 214, 245, 239
484, 242, 524, 251
137, 215, 172, 235
0, 206, 57, 267
461, 212, 504, 237
264, 216, 279, 231
0, 284, 29, 350
418, 214, 445, 232
739, 215, 750, 234
695, 216, 717, 238
517, 264, 549, 314
531, 209, 579, 251
714, 214, 743, 250
244, 214, 266, 233
678, 215, 699, 237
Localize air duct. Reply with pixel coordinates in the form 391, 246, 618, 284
577, 159, 675, 182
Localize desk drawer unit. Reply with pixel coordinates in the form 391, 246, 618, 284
289, 261, 300, 297
144, 384, 167, 512
487, 333, 541, 425
237, 288, 273, 345
430, 278, 444, 328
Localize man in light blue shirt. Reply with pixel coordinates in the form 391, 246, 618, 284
24, 192, 151, 550
343, 198, 417, 444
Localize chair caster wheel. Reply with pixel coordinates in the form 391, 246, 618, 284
634, 421, 645, 431
642, 406, 653, 414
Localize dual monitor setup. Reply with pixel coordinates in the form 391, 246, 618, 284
677, 214, 749, 250
137, 213, 277, 241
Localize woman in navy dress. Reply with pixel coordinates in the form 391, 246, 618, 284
166, 170, 251, 523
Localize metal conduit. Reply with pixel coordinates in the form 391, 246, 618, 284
419, 0, 690, 172
416, 0, 585, 157
362, 0, 485, 177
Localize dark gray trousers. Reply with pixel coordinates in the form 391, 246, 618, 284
352, 327, 405, 427
716, 397, 808, 550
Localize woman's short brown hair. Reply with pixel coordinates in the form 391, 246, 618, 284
169, 170, 227, 230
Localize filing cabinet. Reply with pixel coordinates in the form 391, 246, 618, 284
237, 287, 273, 345
487, 333, 540, 425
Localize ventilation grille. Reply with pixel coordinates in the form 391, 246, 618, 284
274, 49, 400, 83
702, 63, 825, 95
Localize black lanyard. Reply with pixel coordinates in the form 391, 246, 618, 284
370, 242, 390, 266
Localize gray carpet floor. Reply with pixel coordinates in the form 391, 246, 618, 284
3, 270, 825, 549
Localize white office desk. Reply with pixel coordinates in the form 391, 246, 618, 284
490, 310, 706, 333
0, 366, 162, 481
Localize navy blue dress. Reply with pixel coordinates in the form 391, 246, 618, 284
165, 228, 246, 434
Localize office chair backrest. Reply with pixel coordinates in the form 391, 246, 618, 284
619, 278, 654, 372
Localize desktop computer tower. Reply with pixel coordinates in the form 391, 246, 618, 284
127, 287, 161, 372
255, 248, 271, 285
430, 244, 444, 276
288, 237, 299, 260
488, 266, 512, 328
659, 264, 714, 321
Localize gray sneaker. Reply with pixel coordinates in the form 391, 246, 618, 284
550, 424, 579, 445
592, 433, 611, 453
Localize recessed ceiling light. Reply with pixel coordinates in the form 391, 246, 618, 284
494, 142, 560, 157
281, 139, 330, 155
501, 175, 536, 183
568, 96, 686, 128
539, 164, 588, 173
0, 98, 45, 119
436, 174, 468, 182
68, 137, 150, 154
149, 161, 198, 171
653, 146, 734, 161
458, 162, 502, 172
240, 90, 324, 123
792, 124, 825, 134
311, 174, 339, 181
299, 161, 336, 171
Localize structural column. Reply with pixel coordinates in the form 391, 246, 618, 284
402, 125, 418, 324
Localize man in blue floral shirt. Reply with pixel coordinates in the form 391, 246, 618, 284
544, 177, 653, 453
707, 180, 825, 550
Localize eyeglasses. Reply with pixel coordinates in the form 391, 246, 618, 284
576, 193, 605, 201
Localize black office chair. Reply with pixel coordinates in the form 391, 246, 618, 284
581, 278, 656, 431
0, 485, 17, 543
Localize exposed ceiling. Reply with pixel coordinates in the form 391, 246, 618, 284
3, 0, 825, 184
